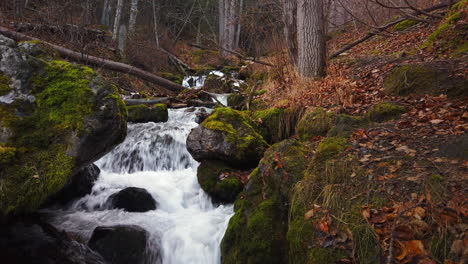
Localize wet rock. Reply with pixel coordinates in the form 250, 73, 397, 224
195, 109, 210, 124
51, 164, 101, 205
106, 187, 157, 212
126, 104, 168, 123
88, 225, 150, 264
0, 35, 127, 217
186, 108, 268, 168
0, 216, 106, 264
197, 160, 243, 204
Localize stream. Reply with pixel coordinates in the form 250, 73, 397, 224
45, 106, 234, 264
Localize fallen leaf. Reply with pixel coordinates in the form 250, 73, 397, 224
361, 206, 371, 221
430, 119, 444, 125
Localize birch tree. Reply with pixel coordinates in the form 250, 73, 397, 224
112, 0, 124, 42
128, 0, 140, 35
297, 0, 327, 77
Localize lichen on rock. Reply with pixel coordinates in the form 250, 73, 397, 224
296, 107, 333, 141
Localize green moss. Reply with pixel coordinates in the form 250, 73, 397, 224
222, 139, 309, 264
315, 137, 349, 162
327, 114, 366, 137
422, 1, 467, 55
287, 217, 315, 264
201, 108, 268, 165
227, 93, 245, 109
221, 65, 240, 73
394, 20, 419, 31
160, 72, 183, 84
308, 248, 348, 264
0, 74, 12, 96
253, 108, 286, 143
254, 89, 267, 96
366, 102, 406, 122
384, 65, 437, 96
197, 160, 242, 203
296, 108, 334, 141
0, 59, 124, 217
126, 103, 168, 123
0, 146, 16, 165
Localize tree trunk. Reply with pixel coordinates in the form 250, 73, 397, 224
152, 0, 160, 47
235, 0, 243, 49
282, 0, 298, 65
297, 0, 327, 78
14, 0, 25, 17
101, 0, 113, 27
128, 0, 140, 35
112, 0, 124, 42
219, 0, 237, 56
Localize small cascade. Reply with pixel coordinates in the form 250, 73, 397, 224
46, 108, 234, 264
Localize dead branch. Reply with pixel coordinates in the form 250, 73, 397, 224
189, 43, 275, 67
0, 26, 185, 94
329, 1, 456, 59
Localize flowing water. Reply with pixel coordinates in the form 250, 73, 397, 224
45, 107, 234, 264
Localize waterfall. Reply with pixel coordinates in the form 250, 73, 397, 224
45, 108, 234, 264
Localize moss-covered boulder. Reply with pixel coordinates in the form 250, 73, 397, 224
197, 160, 243, 204
221, 139, 309, 264
384, 62, 467, 97
365, 102, 406, 122
253, 108, 287, 143
126, 103, 168, 123
327, 114, 367, 137
296, 108, 333, 141
0, 35, 127, 217
186, 108, 268, 168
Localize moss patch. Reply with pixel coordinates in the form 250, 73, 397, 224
197, 160, 243, 204
0, 60, 124, 217
296, 108, 333, 141
253, 108, 286, 143
227, 93, 245, 109
221, 139, 309, 264
394, 19, 419, 31
126, 103, 168, 123
201, 108, 268, 166
384, 65, 437, 96
366, 102, 406, 122
0, 73, 12, 96
315, 137, 350, 162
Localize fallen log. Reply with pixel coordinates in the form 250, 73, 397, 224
124, 98, 171, 106
0, 26, 185, 94
329, 2, 455, 59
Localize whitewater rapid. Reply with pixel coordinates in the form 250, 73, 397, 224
46, 108, 234, 264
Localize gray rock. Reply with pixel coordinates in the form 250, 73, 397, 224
106, 187, 157, 212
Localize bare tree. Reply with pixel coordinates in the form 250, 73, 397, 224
219, 0, 238, 56
112, 0, 124, 42
282, 0, 298, 65
297, 0, 327, 77
128, 0, 140, 35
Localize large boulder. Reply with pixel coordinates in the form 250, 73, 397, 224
106, 187, 157, 212
51, 164, 101, 205
0, 35, 127, 217
88, 225, 151, 264
126, 104, 168, 123
187, 108, 268, 168
384, 62, 467, 97
197, 160, 243, 204
0, 216, 106, 264
221, 139, 309, 264
202, 74, 233, 93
